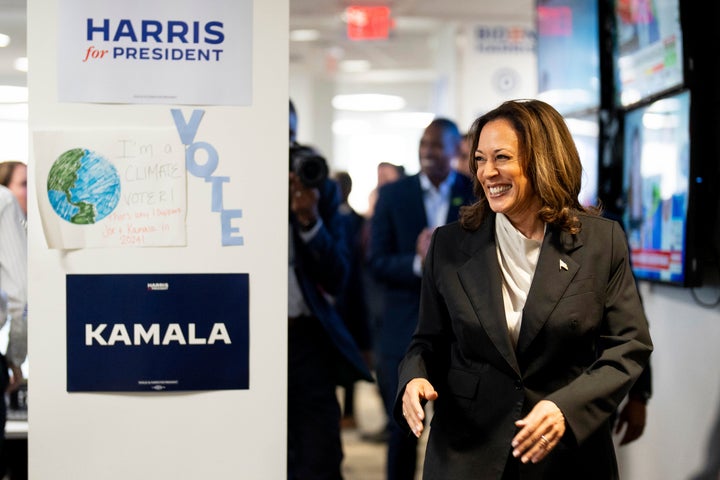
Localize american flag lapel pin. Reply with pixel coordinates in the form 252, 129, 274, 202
559, 259, 568, 271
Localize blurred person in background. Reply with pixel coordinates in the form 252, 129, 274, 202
332, 170, 373, 430
0, 162, 27, 218
452, 133, 473, 179
0, 161, 28, 480
0, 185, 27, 468
366, 162, 406, 220
287, 100, 373, 478
368, 118, 475, 479
360, 161, 406, 444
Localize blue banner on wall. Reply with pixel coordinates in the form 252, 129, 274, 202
66, 273, 249, 392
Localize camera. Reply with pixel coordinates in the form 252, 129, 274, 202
290, 143, 329, 189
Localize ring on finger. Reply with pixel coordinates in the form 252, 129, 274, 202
539, 434, 550, 449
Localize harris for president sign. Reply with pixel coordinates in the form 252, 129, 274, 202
57, 0, 253, 105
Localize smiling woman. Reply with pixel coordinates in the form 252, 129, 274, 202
396, 99, 652, 479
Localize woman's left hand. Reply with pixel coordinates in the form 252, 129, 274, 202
511, 400, 566, 464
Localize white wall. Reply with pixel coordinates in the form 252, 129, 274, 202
27, 1, 288, 478
0, 100, 29, 163
456, 18, 538, 130
618, 282, 720, 480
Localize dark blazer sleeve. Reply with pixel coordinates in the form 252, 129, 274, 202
602, 209, 652, 403
545, 219, 653, 444
629, 362, 652, 401
392, 226, 453, 429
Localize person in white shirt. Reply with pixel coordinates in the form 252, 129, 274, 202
0, 184, 27, 398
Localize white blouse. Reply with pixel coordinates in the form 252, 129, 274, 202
495, 213, 544, 348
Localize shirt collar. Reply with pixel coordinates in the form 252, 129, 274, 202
419, 170, 456, 195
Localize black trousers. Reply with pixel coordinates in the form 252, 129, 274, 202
287, 317, 343, 480
377, 353, 418, 480
0, 353, 8, 477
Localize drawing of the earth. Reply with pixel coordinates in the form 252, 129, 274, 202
47, 148, 121, 224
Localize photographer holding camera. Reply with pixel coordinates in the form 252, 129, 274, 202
287, 99, 373, 479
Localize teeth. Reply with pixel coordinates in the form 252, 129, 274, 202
488, 185, 510, 195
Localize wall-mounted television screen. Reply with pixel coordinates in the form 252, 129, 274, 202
622, 89, 693, 285
613, 0, 684, 108
565, 113, 599, 208
536, 0, 600, 116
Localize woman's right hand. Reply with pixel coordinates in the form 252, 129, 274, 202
401, 378, 438, 438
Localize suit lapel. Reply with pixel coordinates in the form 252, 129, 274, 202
407, 175, 428, 228
457, 216, 520, 375
516, 227, 583, 354
446, 175, 469, 223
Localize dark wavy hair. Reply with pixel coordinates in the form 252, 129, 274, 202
0, 161, 25, 188
459, 99, 600, 234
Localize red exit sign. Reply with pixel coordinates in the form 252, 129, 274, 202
346, 6, 394, 40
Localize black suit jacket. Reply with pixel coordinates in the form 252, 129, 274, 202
395, 213, 653, 479
291, 178, 373, 384
335, 205, 372, 351
368, 172, 475, 358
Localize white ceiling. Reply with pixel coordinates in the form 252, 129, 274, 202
290, 0, 533, 82
0, 0, 534, 89
0, 0, 26, 87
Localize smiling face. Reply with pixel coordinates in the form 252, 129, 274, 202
419, 123, 457, 187
475, 118, 539, 228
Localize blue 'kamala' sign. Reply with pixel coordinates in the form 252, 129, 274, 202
66, 273, 249, 392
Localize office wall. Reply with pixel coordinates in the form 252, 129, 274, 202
618, 282, 720, 480
456, 17, 538, 130
27, 1, 289, 478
